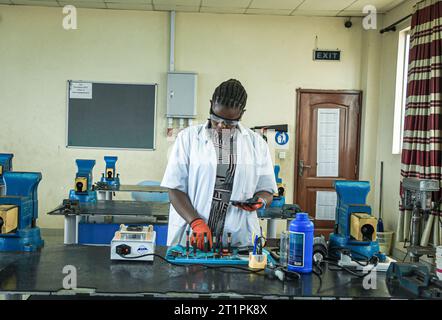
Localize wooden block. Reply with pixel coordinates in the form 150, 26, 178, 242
350, 213, 377, 241
0, 205, 18, 234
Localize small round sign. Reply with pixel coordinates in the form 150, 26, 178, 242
275, 131, 289, 146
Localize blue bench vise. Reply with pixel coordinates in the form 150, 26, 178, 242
100, 156, 120, 188
69, 159, 97, 203
0, 172, 44, 252
328, 180, 385, 261
0, 153, 14, 196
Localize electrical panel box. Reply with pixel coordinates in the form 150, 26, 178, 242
167, 72, 197, 118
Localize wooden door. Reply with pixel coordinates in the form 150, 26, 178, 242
294, 89, 362, 237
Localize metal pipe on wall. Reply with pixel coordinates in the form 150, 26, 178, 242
169, 10, 175, 73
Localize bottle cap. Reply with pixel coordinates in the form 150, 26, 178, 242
296, 212, 308, 220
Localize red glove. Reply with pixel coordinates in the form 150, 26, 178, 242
235, 196, 266, 212
190, 218, 213, 250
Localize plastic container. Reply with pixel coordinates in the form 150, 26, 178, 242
377, 231, 394, 256
279, 231, 289, 267
288, 212, 314, 273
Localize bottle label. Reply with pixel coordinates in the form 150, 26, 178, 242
288, 231, 305, 267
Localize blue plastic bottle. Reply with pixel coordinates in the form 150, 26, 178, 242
288, 212, 314, 273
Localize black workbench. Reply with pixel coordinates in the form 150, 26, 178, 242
0, 245, 417, 299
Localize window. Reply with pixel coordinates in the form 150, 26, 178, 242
392, 27, 411, 154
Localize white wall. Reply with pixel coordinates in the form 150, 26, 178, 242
0, 5, 374, 229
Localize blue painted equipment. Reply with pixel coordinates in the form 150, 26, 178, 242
166, 245, 276, 266
288, 212, 314, 273
0, 172, 44, 251
386, 262, 442, 298
69, 159, 97, 203
328, 180, 386, 262
100, 156, 120, 188
0, 154, 13, 195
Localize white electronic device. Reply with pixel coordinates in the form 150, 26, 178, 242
338, 252, 396, 272
110, 224, 156, 261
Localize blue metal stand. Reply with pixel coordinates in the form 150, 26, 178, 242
100, 156, 120, 188
0, 172, 44, 252
328, 180, 385, 261
69, 159, 97, 203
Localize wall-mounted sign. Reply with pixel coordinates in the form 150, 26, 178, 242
313, 50, 341, 61
275, 131, 289, 148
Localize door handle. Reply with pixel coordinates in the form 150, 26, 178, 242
298, 160, 312, 177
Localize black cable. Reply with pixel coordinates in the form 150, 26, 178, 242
312, 268, 323, 294
328, 246, 370, 262
402, 251, 409, 262
327, 261, 376, 278
117, 253, 265, 274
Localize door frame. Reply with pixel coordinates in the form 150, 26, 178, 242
293, 88, 363, 206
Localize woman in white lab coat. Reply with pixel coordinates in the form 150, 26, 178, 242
161, 79, 277, 250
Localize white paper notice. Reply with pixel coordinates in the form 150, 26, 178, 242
70, 82, 92, 99
317, 108, 340, 177
316, 191, 337, 221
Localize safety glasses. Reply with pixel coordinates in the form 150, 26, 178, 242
208, 110, 242, 127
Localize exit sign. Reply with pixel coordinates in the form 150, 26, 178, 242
313, 50, 341, 61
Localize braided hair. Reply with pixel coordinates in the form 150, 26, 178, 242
211, 79, 247, 111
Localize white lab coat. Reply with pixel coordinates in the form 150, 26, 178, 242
161, 122, 277, 248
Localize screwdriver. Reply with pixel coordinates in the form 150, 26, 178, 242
212, 234, 217, 258
219, 234, 223, 258
204, 232, 208, 259
186, 230, 190, 258
193, 232, 197, 257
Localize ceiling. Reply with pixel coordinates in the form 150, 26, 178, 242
0, 0, 407, 17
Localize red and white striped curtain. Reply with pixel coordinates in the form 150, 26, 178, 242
400, 0, 442, 244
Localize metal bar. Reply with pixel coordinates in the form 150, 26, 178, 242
95, 184, 168, 193
51, 200, 169, 217
380, 14, 412, 34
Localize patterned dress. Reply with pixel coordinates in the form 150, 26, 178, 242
207, 125, 238, 244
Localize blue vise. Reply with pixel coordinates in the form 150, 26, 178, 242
69, 159, 97, 203
0, 153, 14, 195
0, 172, 44, 251
100, 156, 120, 188
328, 180, 384, 261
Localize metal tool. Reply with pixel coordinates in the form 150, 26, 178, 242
186, 230, 190, 257
386, 262, 442, 298
377, 161, 384, 232
100, 156, 120, 189
401, 178, 440, 262
193, 232, 197, 257
0, 172, 44, 251
204, 232, 208, 258
68, 159, 97, 203
328, 181, 386, 263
